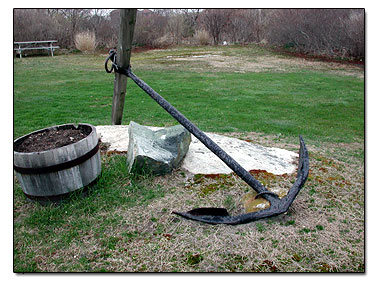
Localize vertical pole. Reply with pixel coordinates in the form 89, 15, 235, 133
50, 42, 54, 56
111, 9, 137, 125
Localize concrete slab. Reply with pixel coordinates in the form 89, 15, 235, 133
96, 125, 298, 175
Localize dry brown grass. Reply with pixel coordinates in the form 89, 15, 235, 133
75, 31, 97, 53
106, 137, 363, 272
170, 53, 363, 79
15, 132, 363, 272
133, 46, 364, 79
193, 30, 211, 46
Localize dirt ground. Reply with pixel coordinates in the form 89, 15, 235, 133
155, 49, 364, 78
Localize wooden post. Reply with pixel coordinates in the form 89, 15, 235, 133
111, 9, 137, 125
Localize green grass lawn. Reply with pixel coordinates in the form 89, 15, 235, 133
14, 50, 364, 143
13, 46, 365, 272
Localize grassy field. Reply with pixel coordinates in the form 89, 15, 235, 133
13, 45, 364, 272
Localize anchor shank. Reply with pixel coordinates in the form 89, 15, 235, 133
125, 68, 269, 196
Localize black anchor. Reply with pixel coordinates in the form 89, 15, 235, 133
105, 50, 309, 225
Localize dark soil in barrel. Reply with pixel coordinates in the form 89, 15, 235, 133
14, 128, 90, 153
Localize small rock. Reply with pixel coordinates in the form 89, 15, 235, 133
127, 121, 191, 175
240, 192, 270, 213
96, 125, 298, 176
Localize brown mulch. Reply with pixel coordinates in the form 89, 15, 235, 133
14, 128, 89, 153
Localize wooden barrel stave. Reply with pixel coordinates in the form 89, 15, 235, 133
14, 123, 101, 199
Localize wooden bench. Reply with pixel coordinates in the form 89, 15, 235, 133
14, 40, 60, 58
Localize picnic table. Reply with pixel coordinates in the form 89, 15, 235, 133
14, 40, 60, 58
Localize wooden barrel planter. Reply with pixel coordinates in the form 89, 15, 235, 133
13, 123, 101, 202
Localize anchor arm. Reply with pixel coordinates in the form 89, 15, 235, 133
279, 135, 309, 211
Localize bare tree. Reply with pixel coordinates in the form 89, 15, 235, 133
14, 9, 55, 41
90, 9, 106, 33
167, 12, 183, 44
200, 9, 231, 45
340, 9, 365, 59
133, 9, 168, 46
54, 9, 91, 46
225, 9, 254, 44
266, 9, 364, 59
13, 8, 364, 60
181, 9, 200, 38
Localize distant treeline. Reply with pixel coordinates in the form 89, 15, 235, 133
14, 9, 364, 60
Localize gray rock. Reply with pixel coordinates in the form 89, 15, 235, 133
127, 121, 191, 175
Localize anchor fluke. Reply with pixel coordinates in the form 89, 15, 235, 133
173, 136, 309, 225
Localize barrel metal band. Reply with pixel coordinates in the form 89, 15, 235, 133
23, 176, 99, 204
14, 142, 100, 175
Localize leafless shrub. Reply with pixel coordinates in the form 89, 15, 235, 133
226, 10, 253, 44
341, 10, 365, 59
199, 9, 232, 45
51, 9, 93, 48
133, 9, 168, 47
181, 9, 200, 38
153, 34, 173, 47
165, 13, 184, 45
193, 29, 211, 45
14, 9, 57, 42
13, 8, 364, 60
104, 36, 118, 49
266, 9, 364, 60
74, 31, 97, 52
